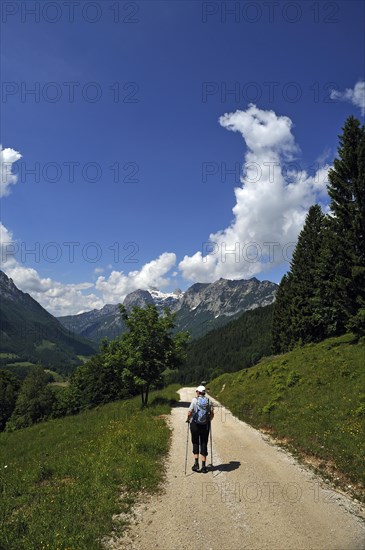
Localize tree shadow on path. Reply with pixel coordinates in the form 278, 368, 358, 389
173, 401, 191, 409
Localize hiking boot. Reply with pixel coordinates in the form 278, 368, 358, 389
192, 463, 200, 472
200, 464, 208, 473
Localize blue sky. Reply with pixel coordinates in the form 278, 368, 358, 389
1, 0, 364, 315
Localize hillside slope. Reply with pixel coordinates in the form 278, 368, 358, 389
209, 333, 365, 492
0, 387, 179, 549
0, 271, 96, 373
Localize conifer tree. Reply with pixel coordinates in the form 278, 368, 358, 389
347, 125, 365, 337
314, 217, 340, 336
320, 116, 365, 334
289, 204, 326, 344
272, 273, 293, 353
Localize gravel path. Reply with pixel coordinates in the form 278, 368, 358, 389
106, 388, 365, 550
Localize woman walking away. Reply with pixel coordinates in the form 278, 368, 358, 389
187, 385, 214, 473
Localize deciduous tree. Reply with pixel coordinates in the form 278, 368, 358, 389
118, 305, 189, 405
7, 366, 54, 430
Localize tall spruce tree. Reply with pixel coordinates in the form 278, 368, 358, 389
289, 204, 326, 344
272, 205, 326, 353
315, 217, 340, 336
347, 122, 365, 336
320, 116, 365, 334
272, 273, 293, 353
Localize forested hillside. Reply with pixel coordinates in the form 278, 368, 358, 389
178, 304, 273, 384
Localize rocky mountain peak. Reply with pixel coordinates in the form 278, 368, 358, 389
123, 289, 154, 311
0, 270, 20, 301
0, 270, 35, 308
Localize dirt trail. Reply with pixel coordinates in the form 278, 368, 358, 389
106, 388, 365, 550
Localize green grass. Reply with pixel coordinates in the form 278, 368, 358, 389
0, 385, 180, 549
0, 354, 19, 360
209, 334, 365, 495
35, 340, 57, 351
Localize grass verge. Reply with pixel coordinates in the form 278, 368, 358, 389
0, 385, 180, 549
209, 334, 365, 499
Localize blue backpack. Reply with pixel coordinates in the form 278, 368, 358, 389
194, 396, 210, 424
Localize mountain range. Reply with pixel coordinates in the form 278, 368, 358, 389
0, 270, 277, 373
58, 277, 277, 341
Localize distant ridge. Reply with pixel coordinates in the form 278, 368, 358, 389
58, 277, 277, 341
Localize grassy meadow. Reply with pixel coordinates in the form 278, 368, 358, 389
209, 334, 365, 497
0, 385, 180, 549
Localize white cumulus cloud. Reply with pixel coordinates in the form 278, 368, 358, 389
3, 263, 104, 316
179, 104, 330, 283
2, 251, 177, 316
0, 222, 18, 268
1, 213, 176, 315
1, 230, 176, 315
95, 252, 177, 303
330, 80, 365, 115
0, 146, 22, 198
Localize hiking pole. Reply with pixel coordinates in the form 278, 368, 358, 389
209, 421, 213, 468
184, 420, 190, 475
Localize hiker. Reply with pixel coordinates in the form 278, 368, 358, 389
187, 385, 214, 473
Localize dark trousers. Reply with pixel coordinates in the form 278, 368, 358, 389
190, 421, 210, 457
